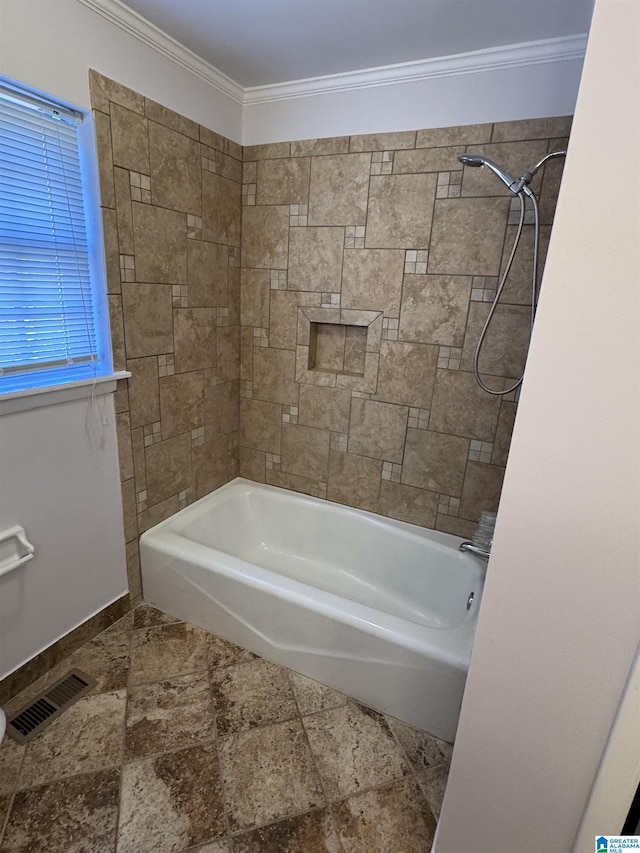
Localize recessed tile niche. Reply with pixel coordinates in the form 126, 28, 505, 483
295, 307, 382, 393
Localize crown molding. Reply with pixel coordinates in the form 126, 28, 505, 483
244, 35, 589, 104
76, 0, 244, 104
75, 0, 587, 110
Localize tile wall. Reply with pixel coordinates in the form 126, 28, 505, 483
239, 119, 570, 536
90, 72, 242, 602
93, 72, 570, 598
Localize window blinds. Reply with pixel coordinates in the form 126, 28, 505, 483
0, 84, 106, 394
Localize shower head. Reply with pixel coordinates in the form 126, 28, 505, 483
457, 152, 518, 193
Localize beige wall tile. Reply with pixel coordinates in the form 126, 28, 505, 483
393, 147, 463, 174
173, 308, 217, 373
114, 167, 134, 255
269, 292, 299, 350
240, 399, 282, 455
399, 275, 472, 346
428, 370, 501, 441
288, 227, 344, 292
132, 203, 187, 284
217, 150, 243, 184
201, 125, 242, 160
348, 398, 408, 464
308, 153, 371, 226
435, 514, 476, 538
137, 495, 181, 534
121, 283, 173, 359
94, 111, 115, 208
144, 98, 199, 140
203, 172, 241, 246
298, 385, 352, 433
108, 295, 126, 370
121, 479, 137, 543
145, 434, 191, 505
373, 341, 438, 409
205, 381, 239, 441
110, 103, 149, 174
415, 123, 492, 148
116, 412, 134, 481
193, 436, 229, 499
402, 429, 468, 494
252, 348, 298, 406
126, 540, 142, 599
492, 401, 517, 467
491, 116, 572, 142
366, 174, 437, 249
459, 460, 505, 521
159, 371, 205, 439
132, 427, 146, 491
291, 137, 350, 156
349, 131, 416, 152
378, 481, 438, 528
239, 447, 266, 482
256, 158, 311, 205
114, 379, 129, 414
243, 142, 291, 161
499, 225, 551, 304
90, 70, 144, 114
149, 122, 201, 214
101, 208, 120, 294
241, 206, 289, 269
341, 249, 404, 316
327, 450, 381, 513
461, 303, 530, 379
188, 241, 229, 307
217, 326, 240, 382
241, 270, 270, 327
280, 423, 330, 480
127, 356, 160, 429
266, 470, 319, 496
428, 197, 510, 276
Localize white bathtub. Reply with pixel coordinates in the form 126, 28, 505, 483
140, 478, 485, 741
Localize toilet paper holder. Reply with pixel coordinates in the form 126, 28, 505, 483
0, 526, 35, 578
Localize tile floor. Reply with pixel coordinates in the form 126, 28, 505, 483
0, 604, 452, 852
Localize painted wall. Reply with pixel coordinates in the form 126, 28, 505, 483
0, 0, 242, 141
0, 394, 128, 678
243, 55, 585, 145
434, 0, 640, 849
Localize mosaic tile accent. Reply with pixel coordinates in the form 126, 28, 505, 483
508, 195, 536, 225
136, 489, 148, 513
408, 407, 429, 430
265, 452, 281, 471
119, 254, 135, 282
330, 432, 348, 452
437, 346, 463, 370
289, 203, 308, 226
242, 182, 256, 205
436, 170, 463, 199
270, 269, 287, 290
309, 481, 328, 499
253, 327, 269, 347
157, 353, 174, 378
143, 421, 161, 447
469, 440, 494, 462
240, 380, 253, 398
172, 284, 189, 308
370, 150, 394, 175
404, 250, 429, 275
438, 494, 460, 517
129, 170, 151, 203
382, 317, 399, 341
382, 461, 402, 483
186, 214, 203, 239
471, 275, 499, 302
282, 405, 299, 424
191, 426, 205, 448
217, 307, 230, 326
178, 488, 191, 509
321, 292, 340, 309
228, 246, 241, 267
344, 225, 365, 249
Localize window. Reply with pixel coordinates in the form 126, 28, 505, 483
0, 79, 113, 398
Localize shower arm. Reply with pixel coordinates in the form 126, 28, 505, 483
509, 150, 567, 194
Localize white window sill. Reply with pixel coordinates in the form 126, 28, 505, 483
0, 372, 131, 415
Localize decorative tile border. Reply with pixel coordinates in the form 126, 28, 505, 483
265, 452, 281, 471
408, 407, 429, 429
187, 214, 203, 239
404, 250, 428, 274
282, 405, 298, 424
438, 494, 460, 517
436, 171, 463, 199
143, 421, 161, 447
469, 440, 493, 462
119, 254, 135, 282
172, 285, 189, 308
470, 276, 498, 302
289, 204, 308, 226
271, 269, 287, 290
242, 183, 256, 205
253, 327, 269, 347
321, 292, 340, 309
345, 226, 365, 249
382, 318, 399, 341
370, 151, 394, 175
437, 346, 462, 370
381, 461, 402, 483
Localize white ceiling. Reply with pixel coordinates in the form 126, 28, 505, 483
119, 0, 595, 89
